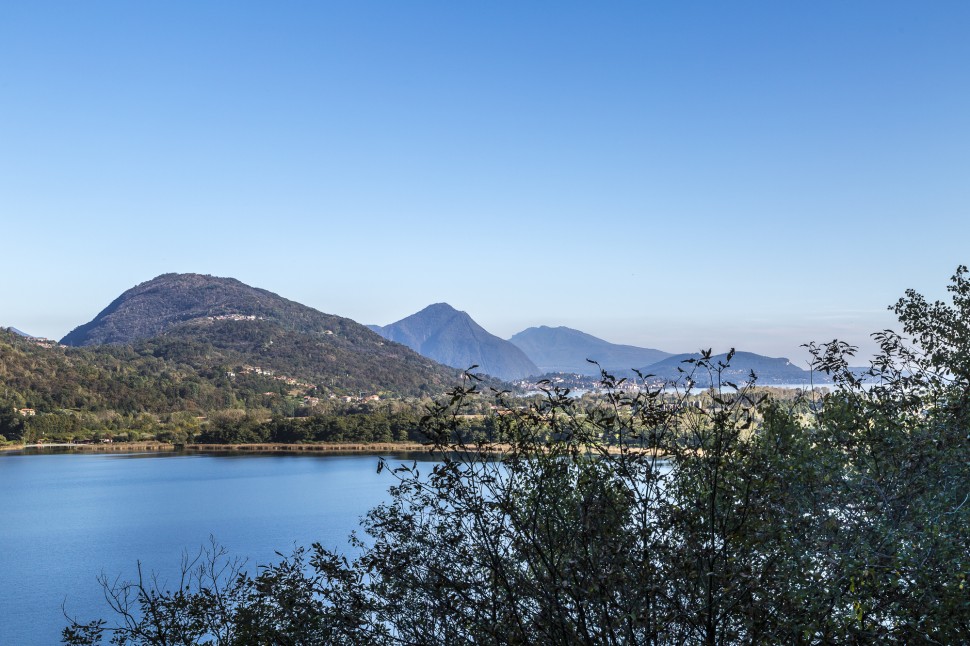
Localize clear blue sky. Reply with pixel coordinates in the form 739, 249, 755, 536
3, 2, 969, 365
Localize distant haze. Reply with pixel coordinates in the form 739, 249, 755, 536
509, 326, 671, 375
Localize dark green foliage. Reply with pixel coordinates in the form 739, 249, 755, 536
0, 320, 458, 441
195, 413, 270, 444
63, 269, 970, 644
0, 403, 25, 441
62, 541, 362, 646
192, 410, 426, 444
139, 317, 458, 396
0, 332, 219, 417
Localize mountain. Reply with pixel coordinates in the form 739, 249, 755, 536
639, 351, 816, 386
59, 273, 461, 396
62, 273, 338, 346
509, 326, 672, 375
372, 303, 539, 381
6, 327, 33, 338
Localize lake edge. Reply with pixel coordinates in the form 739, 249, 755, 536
0, 440, 435, 455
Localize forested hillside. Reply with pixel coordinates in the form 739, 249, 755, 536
0, 325, 454, 443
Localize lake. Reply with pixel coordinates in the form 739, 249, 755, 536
0, 450, 419, 645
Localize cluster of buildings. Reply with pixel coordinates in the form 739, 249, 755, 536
236, 365, 316, 390
304, 393, 381, 406
204, 314, 262, 322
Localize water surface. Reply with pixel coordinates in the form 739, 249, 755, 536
0, 450, 417, 645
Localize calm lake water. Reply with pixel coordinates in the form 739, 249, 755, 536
0, 450, 420, 645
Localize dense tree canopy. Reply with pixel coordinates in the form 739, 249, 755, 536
0, 328, 455, 443
64, 269, 970, 644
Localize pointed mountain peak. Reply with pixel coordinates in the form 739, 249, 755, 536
421, 302, 461, 313
374, 304, 538, 381
413, 302, 470, 321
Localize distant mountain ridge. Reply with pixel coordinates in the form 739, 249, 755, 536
639, 351, 817, 386
372, 305, 827, 385
509, 326, 671, 375
372, 303, 539, 381
59, 273, 461, 396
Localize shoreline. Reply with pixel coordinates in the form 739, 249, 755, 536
0, 441, 436, 455
0, 440, 663, 458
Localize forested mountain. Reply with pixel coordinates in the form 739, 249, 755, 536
509, 326, 671, 375
63, 273, 359, 346
56, 274, 460, 396
372, 303, 539, 380
639, 351, 815, 386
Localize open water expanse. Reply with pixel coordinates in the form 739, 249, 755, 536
0, 450, 415, 645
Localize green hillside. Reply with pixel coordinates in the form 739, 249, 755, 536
0, 274, 480, 442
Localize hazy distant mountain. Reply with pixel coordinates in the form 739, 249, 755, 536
640, 351, 816, 386
6, 327, 33, 338
59, 273, 460, 396
509, 326, 672, 375
372, 303, 539, 381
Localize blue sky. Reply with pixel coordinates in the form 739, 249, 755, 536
3, 2, 969, 365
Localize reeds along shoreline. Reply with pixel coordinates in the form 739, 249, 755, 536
0, 441, 435, 454
184, 442, 434, 453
